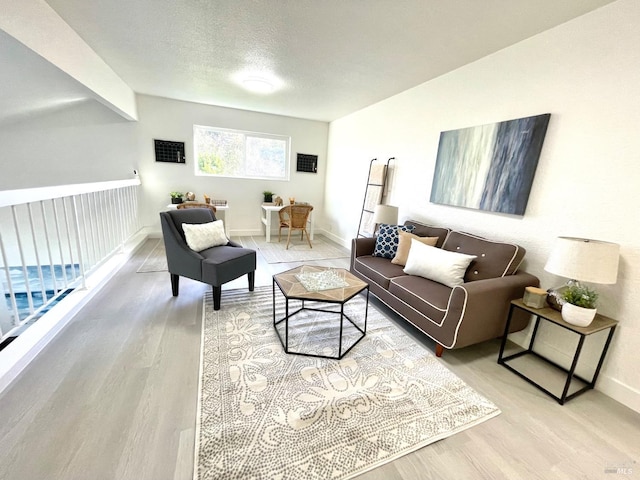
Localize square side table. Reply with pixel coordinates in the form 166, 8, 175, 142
498, 299, 617, 405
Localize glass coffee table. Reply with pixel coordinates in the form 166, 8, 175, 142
272, 265, 369, 359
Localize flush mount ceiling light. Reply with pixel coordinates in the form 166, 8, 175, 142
233, 68, 283, 94
242, 77, 275, 94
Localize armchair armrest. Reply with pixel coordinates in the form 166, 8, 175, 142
160, 213, 205, 280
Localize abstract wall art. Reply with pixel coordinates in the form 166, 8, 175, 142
430, 113, 550, 215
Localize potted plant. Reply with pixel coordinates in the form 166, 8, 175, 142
170, 191, 183, 204
561, 284, 598, 327
263, 191, 274, 203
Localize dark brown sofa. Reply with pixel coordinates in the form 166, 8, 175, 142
350, 220, 538, 356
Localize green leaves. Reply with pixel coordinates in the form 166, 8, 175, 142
562, 285, 598, 309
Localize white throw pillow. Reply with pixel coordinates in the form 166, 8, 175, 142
403, 239, 477, 287
182, 220, 227, 251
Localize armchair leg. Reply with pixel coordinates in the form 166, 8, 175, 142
435, 344, 444, 357
212, 285, 222, 311
248, 271, 255, 291
171, 274, 179, 296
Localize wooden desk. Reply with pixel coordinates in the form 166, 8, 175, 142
261, 205, 314, 243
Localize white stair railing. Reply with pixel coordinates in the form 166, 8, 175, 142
0, 178, 141, 343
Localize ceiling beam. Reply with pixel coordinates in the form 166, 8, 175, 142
0, 0, 138, 121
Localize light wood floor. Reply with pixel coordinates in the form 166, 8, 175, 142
0, 237, 638, 480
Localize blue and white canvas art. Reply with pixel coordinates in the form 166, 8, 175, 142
430, 113, 550, 215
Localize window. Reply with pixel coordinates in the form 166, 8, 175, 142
194, 125, 290, 180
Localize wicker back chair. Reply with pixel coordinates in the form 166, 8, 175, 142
177, 202, 217, 213
278, 204, 314, 250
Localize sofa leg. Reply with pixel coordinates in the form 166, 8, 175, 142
435, 344, 444, 357
171, 274, 179, 296
248, 271, 255, 292
212, 285, 222, 311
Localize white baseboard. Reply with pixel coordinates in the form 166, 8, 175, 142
0, 231, 149, 394
318, 229, 351, 249
597, 376, 640, 413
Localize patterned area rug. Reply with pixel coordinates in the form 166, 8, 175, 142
195, 287, 500, 480
136, 240, 167, 272
238, 235, 350, 264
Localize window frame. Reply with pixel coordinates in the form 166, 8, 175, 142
193, 124, 291, 181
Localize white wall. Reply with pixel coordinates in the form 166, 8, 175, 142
0, 93, 328, 238
134, 95, 329, 235
325, 0, 640, 411
0, 99, 139, 190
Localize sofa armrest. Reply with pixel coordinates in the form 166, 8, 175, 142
445, 271, 539, 349
351, 238, 376, 257
351, 237, 376, 272
352, 237, 376, 257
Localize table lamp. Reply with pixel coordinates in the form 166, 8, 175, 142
544, 236, 620, 310
373, 204, 398, 235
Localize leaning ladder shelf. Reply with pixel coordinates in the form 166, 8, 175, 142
357, 157, 393, 238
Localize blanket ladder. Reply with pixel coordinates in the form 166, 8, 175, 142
357, 157, 394, 238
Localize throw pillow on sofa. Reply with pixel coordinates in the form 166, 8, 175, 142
373, 224, 415, 259
391, 230, 439, 266
182, 220, 227, 251
403, 238, 477, 287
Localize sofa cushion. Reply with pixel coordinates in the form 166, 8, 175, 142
182, 220, 227, 251
353, 255, 407, 289
391, 231, 439, 266
404, 239, 477, 287
404, 220, 451, 248
388, 275, 451, 324
442, 231, 525, 282
373, 224, 415, 258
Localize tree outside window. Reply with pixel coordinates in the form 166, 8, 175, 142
194, 125, 289, 180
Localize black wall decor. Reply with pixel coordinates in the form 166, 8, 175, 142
154, 139, 186, 163
296, 153, 318, 173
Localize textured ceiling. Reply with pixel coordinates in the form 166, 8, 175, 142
3, 0, 617, 123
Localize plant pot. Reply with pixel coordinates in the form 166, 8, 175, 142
171, 197, 183, 204
264, 195, 273, 203
561, 302, 597, 327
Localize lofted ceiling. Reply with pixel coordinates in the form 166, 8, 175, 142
2, 0, 617, 123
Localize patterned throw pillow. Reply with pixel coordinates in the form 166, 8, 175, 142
182, 220, 227, 251
372, 224, 415, 259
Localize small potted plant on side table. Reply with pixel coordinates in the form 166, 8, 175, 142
561, 284, 598, 327
263, 191, 274, 203
170, 192, 183, 204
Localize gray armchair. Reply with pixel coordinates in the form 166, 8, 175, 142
159, 208, 256, 310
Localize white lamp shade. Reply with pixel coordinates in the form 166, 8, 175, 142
373, 204, 398, 226
544, 236, 620, 284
